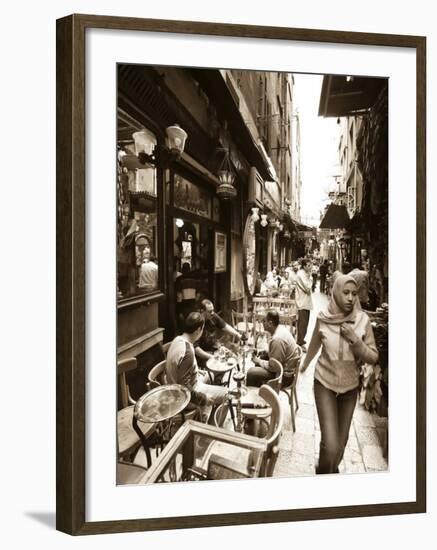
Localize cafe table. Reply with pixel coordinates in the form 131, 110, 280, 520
206, 355, 238, 386
132, 384, 191, 467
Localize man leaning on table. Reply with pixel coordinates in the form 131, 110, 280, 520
247, 309, 301, 388
195, 299, 241, 369
166, 311, 228, 422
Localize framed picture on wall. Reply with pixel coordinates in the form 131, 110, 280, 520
57, 13, 426, 536
214, 231, 227, 273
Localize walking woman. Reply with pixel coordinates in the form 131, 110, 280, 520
300, 274, 378, 474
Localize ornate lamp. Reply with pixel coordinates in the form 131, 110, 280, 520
260, 214, 268, 227
136, 123, 187, 167
251, 207, 260, 222
216, 148, 237, 200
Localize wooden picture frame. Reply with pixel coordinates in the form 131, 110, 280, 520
56, 13, 426, 535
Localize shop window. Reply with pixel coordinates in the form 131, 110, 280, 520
117, 113, 161, 300
173, 174, 212, 218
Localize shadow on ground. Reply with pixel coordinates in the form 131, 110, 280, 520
25, 512, 56, 529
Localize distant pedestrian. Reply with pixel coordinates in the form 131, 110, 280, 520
295, 258, 313, 351
300, 275, 378, 474
319, 260, 328, 293
311, 262, 319, 292
349, 262, 370, 309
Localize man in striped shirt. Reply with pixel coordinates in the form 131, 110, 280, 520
166, 312, 228, 421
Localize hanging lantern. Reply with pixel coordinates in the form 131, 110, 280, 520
216, 148, 237, 200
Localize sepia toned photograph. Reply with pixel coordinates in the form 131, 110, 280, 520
116, 64, 389, 485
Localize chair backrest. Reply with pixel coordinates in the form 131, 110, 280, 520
117, 357, 137, 408
162, 342, 171, 357
258, 384, 284, 477
266, 357, 283, 393
282, 345, 303, 388
231, 310, 253, 341
252, 312, 266, 344
148, 360, 167, 389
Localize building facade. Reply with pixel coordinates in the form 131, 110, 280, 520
116, 66, 302, 387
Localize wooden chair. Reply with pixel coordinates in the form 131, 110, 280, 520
231, 309, 254, 334
265, 357, 284, 394
117, 357, 156, 461
252, 296, 270, 313
252, 312, 266, 345
280, 346, 303, 433
117, 460, 148, 485
147, 360, 167, 389
259, 384, 284, 477
161, 341, 171, 357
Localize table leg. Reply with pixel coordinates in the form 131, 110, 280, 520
227, 398, 237, 431
132, 415, 152, 468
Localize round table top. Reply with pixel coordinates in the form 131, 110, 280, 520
134, 384, 190, 424
206, 356, 238, 374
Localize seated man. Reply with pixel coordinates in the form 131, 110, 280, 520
195, 299, 241, 369
166, 312, 228, 422
247, 309, 301, 388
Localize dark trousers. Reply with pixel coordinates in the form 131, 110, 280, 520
246, 366, 274, 387
297, 309, 310, 346
320, 275, 326, 293
314, 379, 358, 474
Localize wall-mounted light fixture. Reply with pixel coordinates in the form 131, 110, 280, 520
175, 218, 184, 228
260, 214, 268, 227
251, 207, 260, 222
135, 124, 188, 167
216, 148, 237, 200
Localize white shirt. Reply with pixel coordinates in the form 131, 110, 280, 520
295, 269, 313, 310
139, 260, 158, 289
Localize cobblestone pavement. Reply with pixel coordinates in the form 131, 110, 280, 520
273, 289, 388, 478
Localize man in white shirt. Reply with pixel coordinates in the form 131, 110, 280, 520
295, 258, 313, 351
138, 256, 158, 290
166, 312, 228, 422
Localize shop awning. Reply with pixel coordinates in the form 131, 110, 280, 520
319, 203, 350, 229
318, 75, 388, 118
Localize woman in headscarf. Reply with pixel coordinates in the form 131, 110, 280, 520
300, 274, 378, 474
